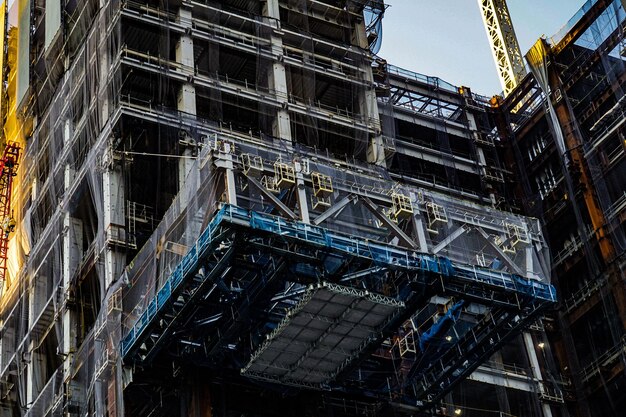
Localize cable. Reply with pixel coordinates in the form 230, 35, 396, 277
120, 151, 197, 159
441, 401, 518, 416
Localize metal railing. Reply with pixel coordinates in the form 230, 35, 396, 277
580, 336, 626, 383
564, 275, 606, 313
121, 204, 557, 358
386, 64, 458, 94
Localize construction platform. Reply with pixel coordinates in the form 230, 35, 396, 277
121, 204, 556, 407
242, 282, 405, 388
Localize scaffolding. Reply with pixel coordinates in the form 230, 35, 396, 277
0, 0, 577, 415
121, 201, 555, 407
500, 1, 626, 415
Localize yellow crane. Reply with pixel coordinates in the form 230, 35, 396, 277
478, 0, 526, 96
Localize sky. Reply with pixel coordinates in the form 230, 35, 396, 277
378, 0, 588, 95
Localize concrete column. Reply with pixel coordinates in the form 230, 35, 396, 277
177, 132, 196, 206
526, 245, 537, 279
466, 111, 496, 205
103, 163, 126, 288
225, 166, 237, 206
176, 7, 196, 116
408, 192, 429, 252
178, 84, 197, 116
352, 19, 384, 166
26, 272, 48, 404
263, 0, 293, 145
366, 135, 386, 166
215, 150, 238, 206
26, 306, 35, 407
176, 7, 197, 198
521, 252, 551, 417
62, 165, 82, 377
522, 242, 553, 416
413, 217, 429, 253
98, 0, 110, 125
178, 147, 194, 190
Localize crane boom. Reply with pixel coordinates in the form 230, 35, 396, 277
478, 0, 526, 96
0, 142, 20, 297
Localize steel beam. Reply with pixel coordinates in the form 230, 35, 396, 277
432, 226, 468, 254
360, 197, 419, 249
312, 194, 357, 226
475, 227, 525, 276
246, 175, 298, 220
552, 0, 611, 55
469, 365, 538, 392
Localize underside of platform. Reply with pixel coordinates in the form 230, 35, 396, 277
242, 282, 405, 387
121, 204, 555, 409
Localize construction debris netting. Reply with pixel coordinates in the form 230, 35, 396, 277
0, 0, 124, 414
0, 0, 554, 415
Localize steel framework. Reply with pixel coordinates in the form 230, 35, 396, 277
0, 142, 20, 297
121, 204, 556, 409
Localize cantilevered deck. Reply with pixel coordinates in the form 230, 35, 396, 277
121, 204, 555, 408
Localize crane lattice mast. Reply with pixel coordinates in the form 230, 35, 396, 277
478, 0, 527, 96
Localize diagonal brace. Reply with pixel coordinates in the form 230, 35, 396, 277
475, 227, 525, 276
360, 196, 418, 249
246, 175, 298, 220
312, 194, 357, 226
432, 226, 467, 254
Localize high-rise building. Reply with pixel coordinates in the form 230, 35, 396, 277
495, 1, 626, 415
0, 1, 620, 417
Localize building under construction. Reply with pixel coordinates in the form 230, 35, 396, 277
0, 0, 622, 416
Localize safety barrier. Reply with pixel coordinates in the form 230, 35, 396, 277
121, 204, 556, 358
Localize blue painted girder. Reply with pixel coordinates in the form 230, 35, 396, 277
121, 204, 556, 360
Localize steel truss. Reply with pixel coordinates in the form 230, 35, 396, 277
121, 205, 555, 409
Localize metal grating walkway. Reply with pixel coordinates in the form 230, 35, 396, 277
241, 282, 405, 388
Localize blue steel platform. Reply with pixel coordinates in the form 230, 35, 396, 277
120, 204, 556, 407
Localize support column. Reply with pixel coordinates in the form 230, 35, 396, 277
466, 111, 496, 205
62, 164, 81, 377
520, 243, 554, 417
99, 0, 124, 288
26, 299, 35, 407
176, 6, 196, 115
103, 155, 126, 289
409, 193, 429, 253
295, 161, 309, 224
352, 18, 384, 166
526, 245, 537, 279
215, 150, 238, 206
414, 218, 429, 253
176, 6, 197, 196
98, 0, 110, 126
523, 332, 554, 417
263, 0, 293, 146
26, 266, 52, 406
224, 163, 237, 206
